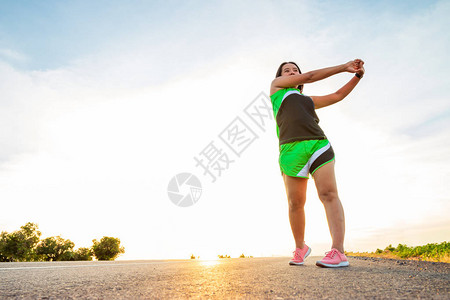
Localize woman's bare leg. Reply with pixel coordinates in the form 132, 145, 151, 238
312, 161, 345, 253
282, 174, 308, 249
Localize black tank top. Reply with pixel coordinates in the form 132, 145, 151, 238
272, 89, 326, 145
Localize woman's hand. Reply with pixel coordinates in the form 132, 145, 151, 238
344, 59, 363, 73
356, 60, 365, 77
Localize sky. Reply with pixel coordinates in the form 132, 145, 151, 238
0, 0, 449, 260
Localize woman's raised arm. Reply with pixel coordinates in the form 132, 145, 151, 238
310, 60, 365, 109
270, 59, 361, 95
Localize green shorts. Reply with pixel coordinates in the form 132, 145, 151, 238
279, 139, 335, 178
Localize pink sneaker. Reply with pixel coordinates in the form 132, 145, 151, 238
289, 244, 311, 266
316, 248, 349, 268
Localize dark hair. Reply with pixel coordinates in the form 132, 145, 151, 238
275, 61, 303, 93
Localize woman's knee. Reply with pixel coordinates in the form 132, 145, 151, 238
287, 194, 306, 210
318, 189, 339, 203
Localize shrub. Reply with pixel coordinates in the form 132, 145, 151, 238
59, 247, 93, 261
36, 236, 75, 261
74, 247, 94, 261
92, 236, 125, 261
0, 222, 41, 262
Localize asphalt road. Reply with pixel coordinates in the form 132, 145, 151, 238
0, 256, 449, 299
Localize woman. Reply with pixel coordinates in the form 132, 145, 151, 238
270, 59, 365, 268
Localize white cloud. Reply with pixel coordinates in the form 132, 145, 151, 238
0, 48, 28, 63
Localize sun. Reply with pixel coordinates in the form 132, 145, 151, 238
192, 252, 222, 266
199, 253, 220, 261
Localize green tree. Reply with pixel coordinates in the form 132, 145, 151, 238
59, 247, 94, 261
74, 247, 94, 261
36, 236, 75, 261
92, 236, 125, 260
385, 244, 396, 252
0, 222, 41, 262
0, 231, 10, 262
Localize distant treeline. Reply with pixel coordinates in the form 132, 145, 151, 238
377, 242, 449, 262
190, 253, 254, 259
0, 222, 124, 262
347, 242, 449, 263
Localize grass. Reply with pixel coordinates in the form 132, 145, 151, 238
346, 241, 450, 263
